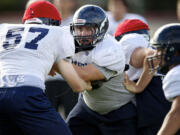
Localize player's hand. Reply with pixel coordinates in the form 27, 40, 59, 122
123, 73, 137, 93
86, 81, 92, 91
49, 69, 56, 76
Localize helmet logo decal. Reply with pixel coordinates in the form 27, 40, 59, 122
30, 8, 34, 17
100, 17, 107, 31
74, 19, 86, 24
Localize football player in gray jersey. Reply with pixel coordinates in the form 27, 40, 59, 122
65, 5, 137, 135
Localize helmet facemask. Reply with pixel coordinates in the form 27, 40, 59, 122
70, 5, 109, 52
147, 47, 165, 74
70, 23, 105, 52
147, 45, 179, 74
147, 23, 180, 74
72, 24, 97, 44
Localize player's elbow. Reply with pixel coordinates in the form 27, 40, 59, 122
80, 73, 89, 81
72, 86, 85, 93
71, 83, 86, 93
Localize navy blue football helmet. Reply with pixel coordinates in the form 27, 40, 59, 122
70, 5, 109, 52
148, 23, 180, 74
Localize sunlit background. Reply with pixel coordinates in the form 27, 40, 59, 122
0, 0, 178, 36
0, 0, 178, 119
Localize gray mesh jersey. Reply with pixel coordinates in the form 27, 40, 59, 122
71, 35, 135, 114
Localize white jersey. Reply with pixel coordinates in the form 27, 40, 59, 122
47, 16, 74, 81
0, 24, 74, 89
119, 33, 149, 81
163, 65, 180, 101
71, 35, 135, 114
71, 34, 125, 76
106, 12, 148, 35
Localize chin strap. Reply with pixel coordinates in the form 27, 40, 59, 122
75, 40, 95, 53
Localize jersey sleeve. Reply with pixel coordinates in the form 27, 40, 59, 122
93, 64, 118, 80
0, 23, 6, 40
163, 66, 180, 101
119, 34, 149, 64
90, 36, 125, 77
55, 26, 75, 63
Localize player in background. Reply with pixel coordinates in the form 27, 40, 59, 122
106, 0, 147, 35
114, 19, 171, 135
52, 0, 77, 26
177, 0, 180, 21
0, 1, 91, 135
64, 5, 138, 135
146, 23, 180, 135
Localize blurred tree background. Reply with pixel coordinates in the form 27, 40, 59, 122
0, 0, 178, 35
0, 0, 25, 11
0, 0, 177, 13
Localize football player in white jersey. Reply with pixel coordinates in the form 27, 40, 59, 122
147, 23, 180, 135
0, 1, 91, 135
63, 5, 138, 135
114, 19, 171, 135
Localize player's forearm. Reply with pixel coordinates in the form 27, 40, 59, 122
157, 110, 180, 135
125, 70, 154, 94
64, 69, 92, 92
72, 64, 89, 81
72, 64, 105, 81
123, 73, 144, 94
135, 69, 155, 93
72, 79, 92, 93
132, 53, 156, 93
58, 59, 92, 92
158, 97, 180, 135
